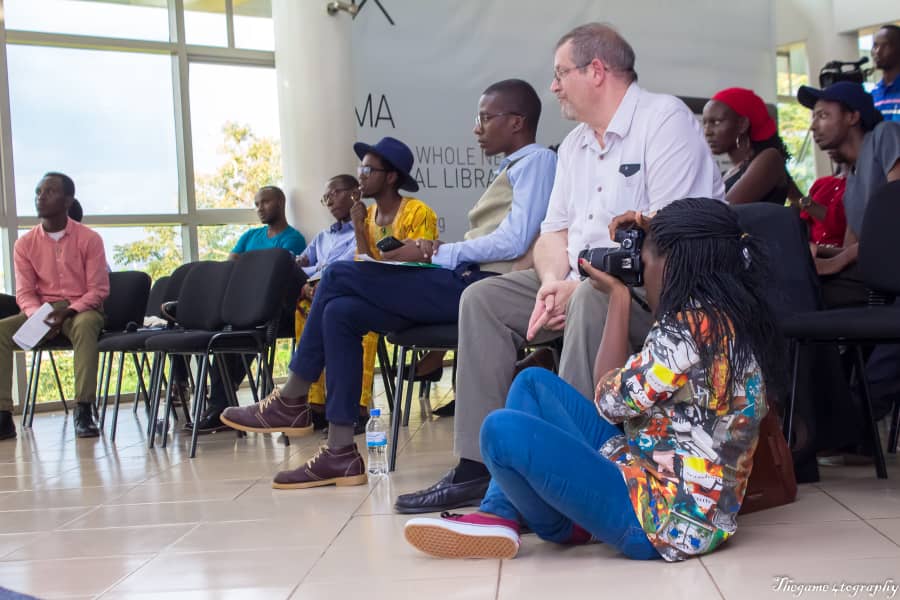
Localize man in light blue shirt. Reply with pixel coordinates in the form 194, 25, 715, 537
426, 143, 555, 271
297, 174, 359, 279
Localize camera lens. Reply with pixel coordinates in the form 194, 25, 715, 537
622, 238, 633, 249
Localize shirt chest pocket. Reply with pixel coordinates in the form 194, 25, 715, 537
614, 162, 645, 211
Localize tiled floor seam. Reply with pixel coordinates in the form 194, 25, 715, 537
93, 553, 159, 599
818, 486, 900, 548
698, 555, 728, 599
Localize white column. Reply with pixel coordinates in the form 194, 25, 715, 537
273, 0, 357, 239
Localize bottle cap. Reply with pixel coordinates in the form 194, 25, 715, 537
371, 408, 381, 417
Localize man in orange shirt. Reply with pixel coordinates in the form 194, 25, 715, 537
0, 172, 109, 440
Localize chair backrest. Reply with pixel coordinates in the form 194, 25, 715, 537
145, 276, 171, 318
104, 271, 152, 332
858, 180, 900, 296
164, 262, 197, 303
0, 294, 19, 319
176, 260, 234, 330
221, 248, 295, 329
734, 204, 822, 318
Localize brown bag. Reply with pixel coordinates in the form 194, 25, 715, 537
739, 401, 798, 515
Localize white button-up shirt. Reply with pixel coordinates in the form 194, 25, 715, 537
541, 83, 725, 279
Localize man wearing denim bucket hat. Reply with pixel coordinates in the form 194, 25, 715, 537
798, 80, 900, 433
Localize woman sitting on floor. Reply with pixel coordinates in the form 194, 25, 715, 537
403, 197, 783, 562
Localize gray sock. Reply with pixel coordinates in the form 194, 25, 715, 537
280, 374, 310, 399
327, 423, 355, 449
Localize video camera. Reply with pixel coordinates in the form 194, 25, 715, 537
577, 227, 645, 287
819, 56, 872, 87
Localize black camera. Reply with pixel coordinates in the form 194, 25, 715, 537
577, 227, 645, 286
819, 56, 871, 87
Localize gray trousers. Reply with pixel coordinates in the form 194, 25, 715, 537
454, 269, 654, 461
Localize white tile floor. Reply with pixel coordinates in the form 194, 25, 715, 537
0, 377, 898, 599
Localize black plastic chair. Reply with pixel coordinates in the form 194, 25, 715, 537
143, 260, 235, 451
97, 264, 196, 435
779, 181, 900, 479
384, 323, 459, 471
90, 271, 151, 438
145, 249, 294, 457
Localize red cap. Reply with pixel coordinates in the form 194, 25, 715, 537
711, 87, 776, 142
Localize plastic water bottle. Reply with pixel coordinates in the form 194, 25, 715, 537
366, 408, 388, 477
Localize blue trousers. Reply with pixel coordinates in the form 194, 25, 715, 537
479, 368, 659, 560
289, 261, 470, 426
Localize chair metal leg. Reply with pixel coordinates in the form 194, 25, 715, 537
887, 398, 899, 455
402, 351, 419, 428
785, 341, 801, 443
853, 346, 887, 479
241, 354, 259, 404
47, 352, 69, 414
190, 355, 211, 459
148, 353, 165, 447
389, 347, 408, 472
22, 351, 38, 428
99, 352, 115, 429
377, 337, 395, 411
110, 352, 126, 440
160, 356, 177, 448
96, 351, 106, 410
132, 353, 149, 416
27, 351, 43, 428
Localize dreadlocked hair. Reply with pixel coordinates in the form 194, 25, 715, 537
648, 197, 784, 397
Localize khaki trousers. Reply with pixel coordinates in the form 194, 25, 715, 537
0, 301, 105, 411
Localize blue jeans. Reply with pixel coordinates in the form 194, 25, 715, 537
479, 368, 660, 560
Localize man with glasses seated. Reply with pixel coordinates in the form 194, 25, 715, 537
192, 185, 307, 434
221, 80, 557, 489
295, 174, 377, 434
395, 23, 724, 514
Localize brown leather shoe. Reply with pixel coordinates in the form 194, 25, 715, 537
219, 389, 313, 436
272, 443, 368, 489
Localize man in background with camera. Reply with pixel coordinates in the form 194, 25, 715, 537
395, 23, 724, 514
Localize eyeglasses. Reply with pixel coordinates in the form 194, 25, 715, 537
321, 187, 355, 206
475, 112, 523, 129
553, 61, 592, 84
357, 165, 391, 176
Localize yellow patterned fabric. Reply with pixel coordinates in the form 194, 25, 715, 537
363, 197, 438, 259
295, 298, 376, 408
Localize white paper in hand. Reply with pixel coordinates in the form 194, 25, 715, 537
13, 303, 54, 350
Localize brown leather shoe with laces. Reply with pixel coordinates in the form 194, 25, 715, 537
272, 443, 368, 489
219, 389, 313, 436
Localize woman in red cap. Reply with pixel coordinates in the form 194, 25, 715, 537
702, 87, 791, 205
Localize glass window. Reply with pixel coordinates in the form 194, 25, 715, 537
95, 226, 184, 280
7, 45, 179, 217
185, 0, 228, 47
189, 63, 281, 209
198, 224, 251, 260
3, 0, 170, 41
235, 0, 274, 51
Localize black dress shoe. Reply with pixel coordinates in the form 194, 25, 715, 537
394, 468, 490, 514
184, 408, 232, 435
73, 404, 100, 438
433, 400, 455, 417
0, 410, 16, 441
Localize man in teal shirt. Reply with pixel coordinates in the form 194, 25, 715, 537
229, 186, 306, 257
193, 185, 306, 433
